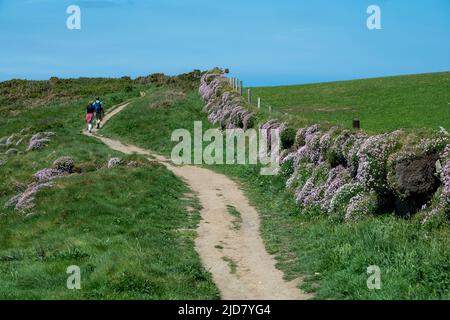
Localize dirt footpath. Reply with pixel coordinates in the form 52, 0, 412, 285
83, 102, 311, 300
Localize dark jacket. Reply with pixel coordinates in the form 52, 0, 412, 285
86, 104, 95, 114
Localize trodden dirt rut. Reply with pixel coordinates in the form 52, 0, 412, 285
83, 102, 311, 300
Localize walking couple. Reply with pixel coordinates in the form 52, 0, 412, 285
86, 97, 104, 133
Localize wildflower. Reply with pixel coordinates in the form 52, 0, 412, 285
34, 168, 64, 182
108, 157, 122, 168
26, 132, 55, 151
53, 156, 75, 173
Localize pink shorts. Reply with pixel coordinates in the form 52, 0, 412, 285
86, 113, 94, 123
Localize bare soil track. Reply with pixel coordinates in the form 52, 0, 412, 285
83, 100, 311, 300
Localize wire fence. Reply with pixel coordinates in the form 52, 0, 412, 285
227, 75, 278, 117
227, 74, 364, 129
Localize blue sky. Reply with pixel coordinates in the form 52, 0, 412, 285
0, 0, 449, 86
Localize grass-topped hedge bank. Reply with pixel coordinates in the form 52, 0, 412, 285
199, 69, 449, 226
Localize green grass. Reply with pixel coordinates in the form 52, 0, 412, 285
0, 77, 137, 111
0, 164, 218, 299
3, 72, 448, 300
222, 257, 238, 275
226, 205, 242, 231
249, 72, 450, 133
217, 164, 450, 299
0, 78, 219, 299
104, 85, 450, 299
102, 87, 205, 154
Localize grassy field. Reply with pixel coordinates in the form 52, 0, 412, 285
103, 85, 450, 299
0, 77, 219, 299
1, 72, 449, 300
249, 72, 450, 133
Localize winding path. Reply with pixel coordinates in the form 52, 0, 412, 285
83, 100, 311, 300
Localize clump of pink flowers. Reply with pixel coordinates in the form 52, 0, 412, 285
199, 70, 255, 130
5, 155, 74, 212
322, 165, 352, 211
345, 192, 378, 222
34, 168, 65, 182
355, 131, 400, 192
108, 157, 122, 168
5, 181, 55, 212
277, 123, 446, 220
53, 156, 75, 173
26, 132, 55, 151
439, 144, 450, 203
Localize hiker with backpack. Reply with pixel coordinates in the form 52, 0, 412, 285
93, 97, 104, 129
85, 101, 95, 133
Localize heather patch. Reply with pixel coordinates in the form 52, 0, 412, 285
421, 144, 450, 223
0, 130, 57, 171
443, 145, 450, 205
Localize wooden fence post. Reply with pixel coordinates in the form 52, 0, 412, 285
257, 97, 261, 109
353, 119, 361, 129
247, 89, 251, 104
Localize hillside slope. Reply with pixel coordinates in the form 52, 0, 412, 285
0, 76, 219, 299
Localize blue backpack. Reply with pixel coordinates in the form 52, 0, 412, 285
93, 100, 103, 112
